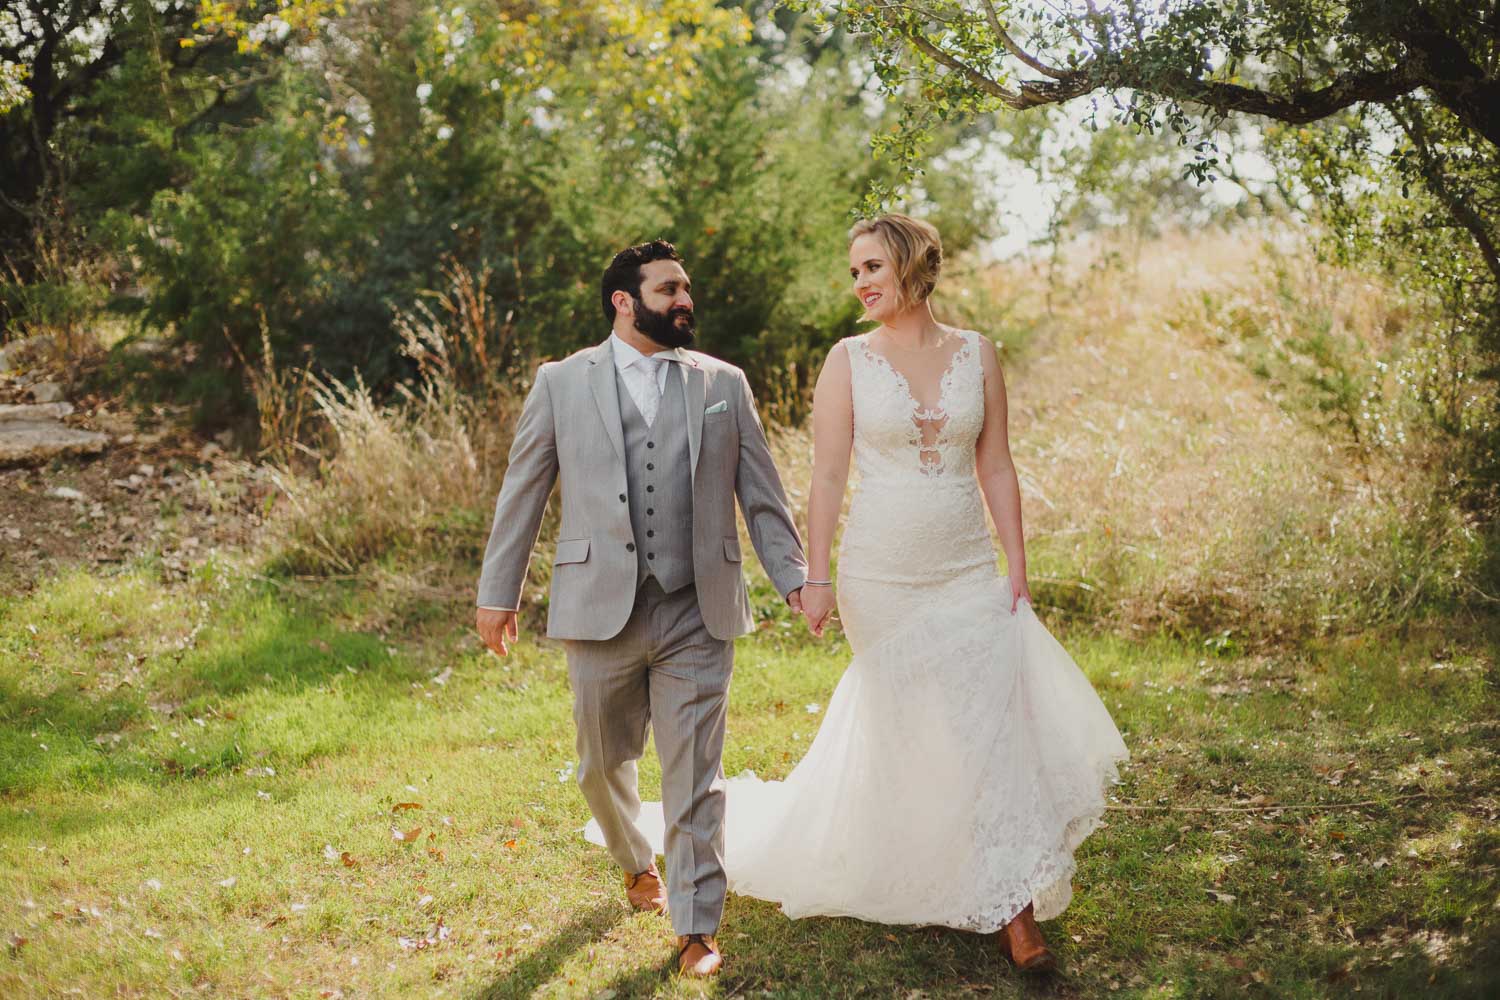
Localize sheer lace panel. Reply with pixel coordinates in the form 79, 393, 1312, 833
847, 330, 983, 482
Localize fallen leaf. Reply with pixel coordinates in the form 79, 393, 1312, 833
393, 802, 422, 812
340, 852, 359, 868
426, 847, 445, 862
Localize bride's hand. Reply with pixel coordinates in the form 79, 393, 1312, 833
801, 585, 836, 637
1010, 576, 1032, 614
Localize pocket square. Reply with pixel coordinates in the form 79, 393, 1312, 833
704, 400, 728, 415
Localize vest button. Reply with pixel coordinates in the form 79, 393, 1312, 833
647, 530, 654, 538
647, 553, 655, 560
647, 442, 655, 449
646, 485, 654, 493
618, 493, 626, 502
626, 543, 635, 552
646, 463, 654, 471
646, 508, 654, 516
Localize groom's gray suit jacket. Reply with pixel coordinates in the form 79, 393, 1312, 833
476, 338, 806, 641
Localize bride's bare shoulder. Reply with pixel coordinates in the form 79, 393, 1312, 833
823, 339, 854, 371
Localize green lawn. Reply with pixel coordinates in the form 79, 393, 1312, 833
2, 560, 1497, 998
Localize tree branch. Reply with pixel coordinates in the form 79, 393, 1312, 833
1391, 99, 1500, 286
903, 30, 1020, 104
1149, 66, 1421, 124
886, 9, 1420, 121
981, 0, 1072, 80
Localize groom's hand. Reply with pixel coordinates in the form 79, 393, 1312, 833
786, 587, 804, 614
476, 608, 518, 656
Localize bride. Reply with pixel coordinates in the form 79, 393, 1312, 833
591, 213, 1128, 971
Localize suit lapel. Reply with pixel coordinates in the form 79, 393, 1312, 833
683, 357, 706, 484
587, 340, 626, 461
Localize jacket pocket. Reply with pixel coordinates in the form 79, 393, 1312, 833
723, 538, 742, 563
554, 538, 591, 565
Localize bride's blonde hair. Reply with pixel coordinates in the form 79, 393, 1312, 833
848, 213, 943, 314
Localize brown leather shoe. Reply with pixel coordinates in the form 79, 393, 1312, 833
624, 864, 667, 914
676, 933, 722, 977
998, 903, 1056, 973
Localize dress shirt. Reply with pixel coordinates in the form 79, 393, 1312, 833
478, 333, 686, 613
608, 332, 686, 423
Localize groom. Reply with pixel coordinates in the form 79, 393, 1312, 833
474, 240, 807, 977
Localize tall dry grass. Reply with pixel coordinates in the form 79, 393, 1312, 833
261, 261, 521, 577
990, 227, 1488, 640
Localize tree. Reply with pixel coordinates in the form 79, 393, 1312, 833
807, 1, 1498, 278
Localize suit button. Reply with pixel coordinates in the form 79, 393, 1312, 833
647, 553, 655, 561
647, 442, 654, 449
646, 463, 654, 471
647, 530, 654, 538
619, 493, 626, 502
626, 543, 635, 552
646, 485, 654, 493
646, 508, 654, 516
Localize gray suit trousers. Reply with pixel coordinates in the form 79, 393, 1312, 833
565, 578, 732, 936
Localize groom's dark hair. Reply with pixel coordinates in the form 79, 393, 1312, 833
601, 240, 685, 322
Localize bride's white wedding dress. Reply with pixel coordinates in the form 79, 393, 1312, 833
586, 329, 1128, 931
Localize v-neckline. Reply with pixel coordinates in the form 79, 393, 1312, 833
859, 332, 969, 416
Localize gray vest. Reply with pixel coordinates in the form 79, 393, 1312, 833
617, 364, 694, 593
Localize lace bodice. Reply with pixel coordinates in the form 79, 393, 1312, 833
845, 329, 986, 484
838, 329, 995, 585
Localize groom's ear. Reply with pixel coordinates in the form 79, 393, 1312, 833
611, 289, 635, 318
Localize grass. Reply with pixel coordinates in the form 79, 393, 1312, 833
1, 558, 1496, 998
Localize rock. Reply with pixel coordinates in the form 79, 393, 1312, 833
0, 402, 74, 422
45, 486, 88, 502
0, 335, 56, 372
29, 382, 66, 404
123, 339, 168, 358
0, 422, 109, 466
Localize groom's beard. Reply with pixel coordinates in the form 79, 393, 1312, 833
632, 296, 696, 349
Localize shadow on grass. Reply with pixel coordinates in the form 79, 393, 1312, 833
0, 573, 459, 797
474, 903, 667, 1000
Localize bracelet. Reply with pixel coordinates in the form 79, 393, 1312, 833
804, 579, 833, 587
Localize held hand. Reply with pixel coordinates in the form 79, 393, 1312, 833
801, 585, 836, 638
1009, 576, 1033, 615
476, 608, 519, 656
786, 587, 804, 614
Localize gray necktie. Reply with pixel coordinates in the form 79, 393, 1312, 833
638, 356, 665, 426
